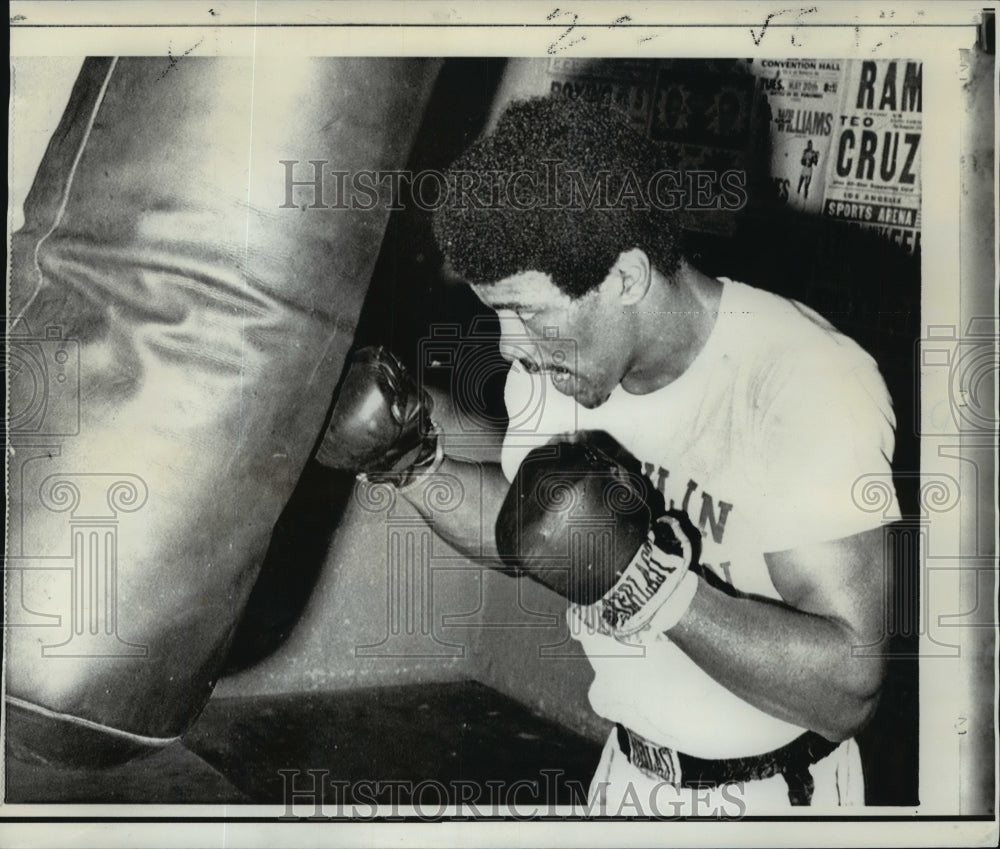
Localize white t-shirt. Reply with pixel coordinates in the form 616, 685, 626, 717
500, 278, 900, 759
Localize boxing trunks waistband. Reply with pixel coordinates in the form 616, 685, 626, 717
614, 723, 839, 806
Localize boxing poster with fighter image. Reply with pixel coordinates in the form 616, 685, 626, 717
752, 58, 842, 214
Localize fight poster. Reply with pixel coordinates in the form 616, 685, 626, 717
646, 60, 757, 234
822, 59, 923, 255
754, 58, 842, 214
545, 57, 657, 133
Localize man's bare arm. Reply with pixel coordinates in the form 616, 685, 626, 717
667, 526, 890, 741
396, 455, 510, 566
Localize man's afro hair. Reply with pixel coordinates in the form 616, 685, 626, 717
432, 96, 683, 299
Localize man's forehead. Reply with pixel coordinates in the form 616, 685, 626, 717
470, 271, 567, 310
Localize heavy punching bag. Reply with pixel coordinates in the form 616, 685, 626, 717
6, 56, 441, 767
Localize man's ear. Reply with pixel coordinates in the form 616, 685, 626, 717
614, 248, 651, 306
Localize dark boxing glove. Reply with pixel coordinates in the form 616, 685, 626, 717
496, 431, 700, 638
316, 346, 441, 487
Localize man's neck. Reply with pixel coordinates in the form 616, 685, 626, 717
620, 262, 723, 395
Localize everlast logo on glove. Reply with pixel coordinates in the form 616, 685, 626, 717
597, 514, 696, 637
600, 526, 678, 630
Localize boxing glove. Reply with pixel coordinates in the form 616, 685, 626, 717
315, 346, 442, 487
495, 431, 701, 637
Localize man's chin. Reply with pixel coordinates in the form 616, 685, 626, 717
551, 375, 611, 409
578, 393, 612, 410
573, 386, 612, 409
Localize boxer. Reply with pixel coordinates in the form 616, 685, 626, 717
317, 96, 897, 812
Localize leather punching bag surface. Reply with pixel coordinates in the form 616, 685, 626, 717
6, 57, 440, 767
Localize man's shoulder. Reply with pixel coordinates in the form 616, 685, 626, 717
721, 279, 873, 369
717, 279, 886, 417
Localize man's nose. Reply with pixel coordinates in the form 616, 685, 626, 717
498, 340, 543, 373
496, 311, 542, 371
